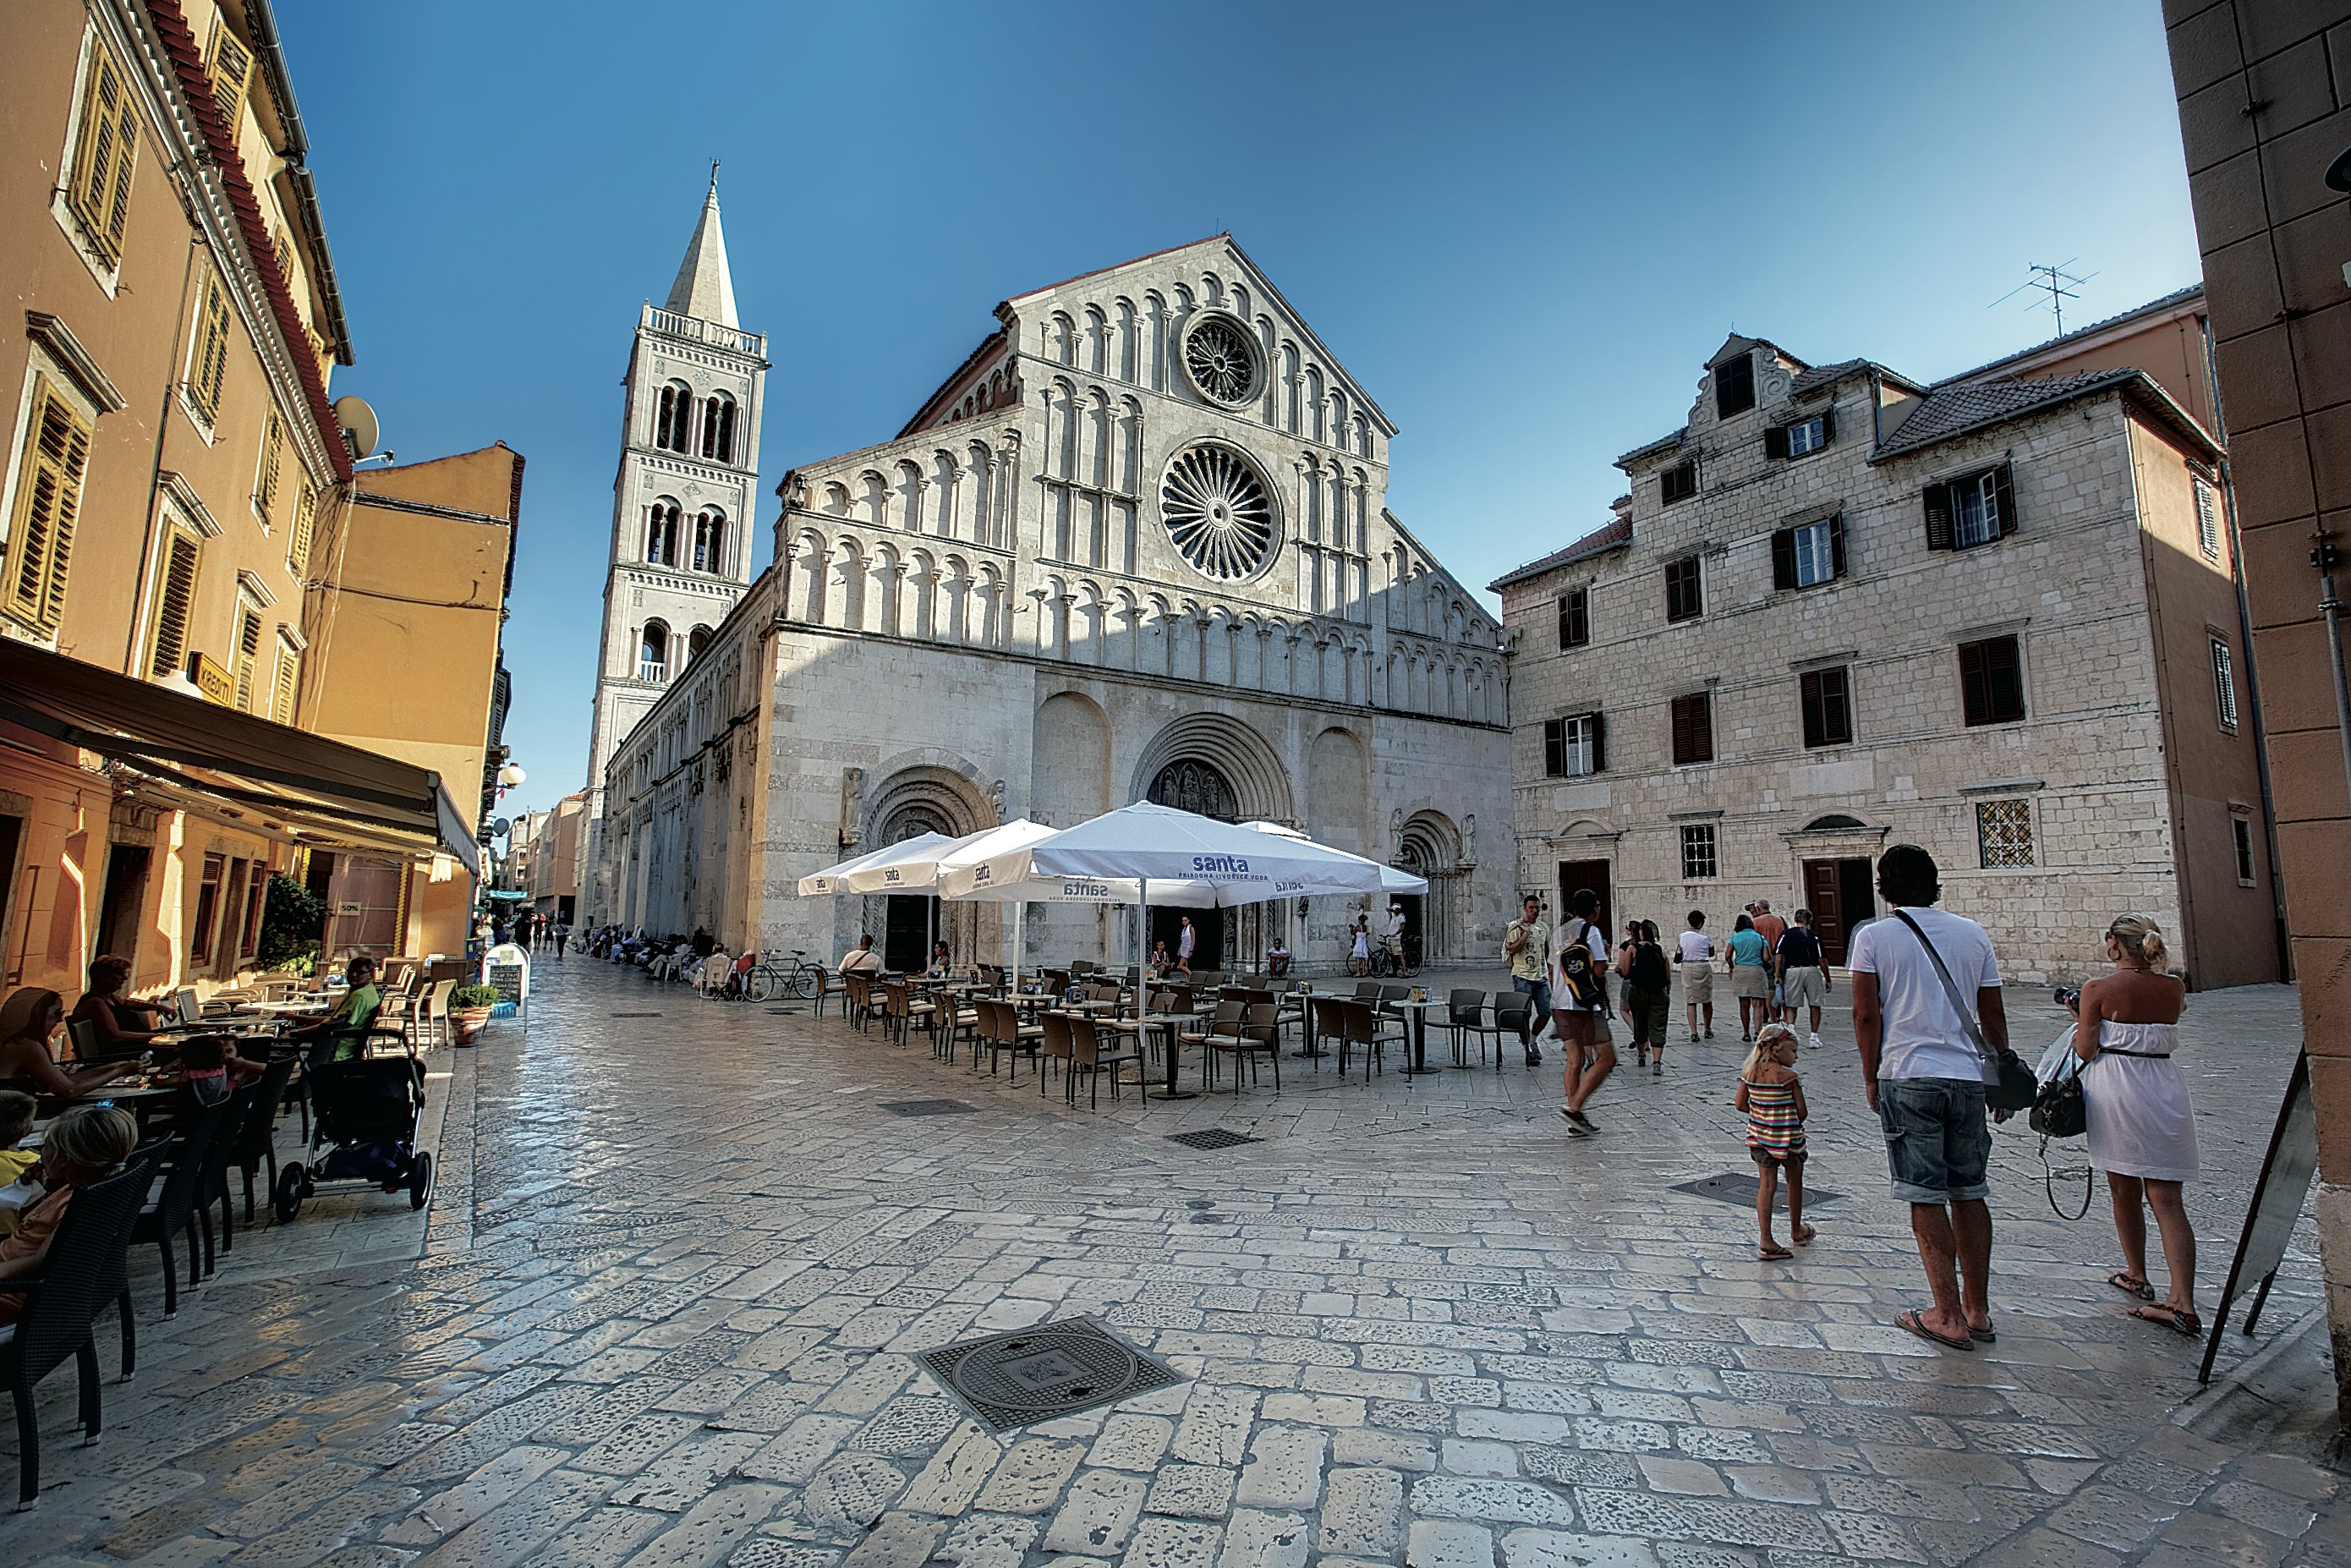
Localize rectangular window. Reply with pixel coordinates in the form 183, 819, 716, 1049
1800, 666, 1851, 748
4, 380, 91, 633
1659, 459, 1697, 505
1772, 514, 1845, 590
1976, 799, 2035, 868
66, 46, 140, 266
238, 861, 269, 958
1670, 690, 1713, 765
2211, 637, 2238, 731
1680, 823, 1718, 880
1544, 712, 1605, 777
1556, 586, 1589, 650
2234, 817, 2257, 885
2195, 478, 2221, 561
253, 410, 282, 524
207, 20, 254, 129
190, 853, 225, 964
1958, 635, 2025, 726
1714, 354, 1755, 418
1923, 463, 2015, 551
271, 633, 300, 723
287, 482, 315, 578
1665, 556, 1702, 622
188, 274, 232, 425
1766, 408, 1835, 459
145, 526, 202, 679
233, 600, 263, 711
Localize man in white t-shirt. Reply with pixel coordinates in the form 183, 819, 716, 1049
1847, 844, 2010, 1353
1675, 912, 1716, 1042
839, 935, 883, 975
1547, 886, 1615, 1136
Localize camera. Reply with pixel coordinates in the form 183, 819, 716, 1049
2053, 986, 2080, 1010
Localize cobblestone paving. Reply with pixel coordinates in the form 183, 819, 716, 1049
4, 962, 2341, 1568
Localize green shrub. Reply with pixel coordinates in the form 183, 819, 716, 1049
451, 983, 500, 1008
257, 874, 326, 968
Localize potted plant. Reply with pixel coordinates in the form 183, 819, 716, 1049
450, 983, 499, 1044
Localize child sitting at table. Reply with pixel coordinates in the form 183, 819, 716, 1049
0, 1101, 138, 1325
0, 1091, 36, 1238
176, 1033, 261, 1108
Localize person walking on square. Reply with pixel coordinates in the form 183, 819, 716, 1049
1505, 894, 1550, 1066
1751, 901, 1788, 1019
1676, 911, 1715, 1041
1549, 887, 1616, 1134
1621, 920, 1674, 1073
1728, 913, 1771, 1043
1776, 908, 1831, 1047
2069, 913, 2200, 1335
1849, 844, 2008, 1352
1349, 916, 1371, 977
1737, 1022, 1813, 1259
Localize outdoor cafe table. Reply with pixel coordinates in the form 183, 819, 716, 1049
1136, 1011, 1205, 1099
1389, 996, 1452, 1072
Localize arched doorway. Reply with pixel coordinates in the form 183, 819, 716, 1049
1148, 758, 1234, 969
877, 800, 955, 972
1395, 811, 1464, 967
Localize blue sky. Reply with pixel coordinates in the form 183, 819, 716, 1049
277, 2, 2200, 820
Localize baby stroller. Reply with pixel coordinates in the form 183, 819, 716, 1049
272, 1025, 433, 1221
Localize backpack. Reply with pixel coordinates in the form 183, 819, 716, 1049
1630, 940, 1670, 993
1777, 926, 1822, 969
1556, 919, 1608, 1008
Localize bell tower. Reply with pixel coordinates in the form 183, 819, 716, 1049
583, 173, 767, 918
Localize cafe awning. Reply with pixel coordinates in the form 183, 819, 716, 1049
0, 639, 481, 877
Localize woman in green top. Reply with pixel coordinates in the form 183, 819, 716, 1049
1726, 915, 1772, 1044
288, 957, 385, 1062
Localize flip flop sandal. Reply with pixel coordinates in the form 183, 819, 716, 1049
1757, 1245, 1795, 1261
1968, 1321, 1997, 1344
2129, 1304, 2203, 1337
1896, 1308, 1976, 1351
2107, 1272, 2156, 1301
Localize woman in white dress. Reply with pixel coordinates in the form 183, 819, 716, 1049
2068, 913, 2200, 1335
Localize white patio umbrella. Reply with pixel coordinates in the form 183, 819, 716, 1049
1238, 820, 1431, 896
795, 831, 954, 896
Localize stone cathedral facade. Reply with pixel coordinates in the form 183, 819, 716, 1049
589, 232, 1511, 973
582, 181, 767, 913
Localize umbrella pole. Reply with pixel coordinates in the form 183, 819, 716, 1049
1011, 902, 1023, 994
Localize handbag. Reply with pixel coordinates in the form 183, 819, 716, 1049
2030, 1052, 2087, 1138
1890, 910, 2037, 1113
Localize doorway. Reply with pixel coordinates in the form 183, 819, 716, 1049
1556, 858, 1612, 940
1392, 893, 1424, 970
1149, 907, 1222, 973
96, 845, 151, 968
885, 895, 936, 973
1803, 857, 1877, 964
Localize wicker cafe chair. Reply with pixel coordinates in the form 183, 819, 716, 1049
1311, 997, 1351, 1072
1337, 999, 1405, 1083
1445, 990, 1488, 1067
233, 1052, 299, 1224
975, 1001, 1043, 1083
1204, 1002, 1281, 1094
127, 1098, 232, 1318
1065, 1016, 1145, 1109
2, 1155, 151, 1507
1038, 1011, 1075, 1098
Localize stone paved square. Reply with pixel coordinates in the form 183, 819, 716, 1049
2, 964, 2336, 1568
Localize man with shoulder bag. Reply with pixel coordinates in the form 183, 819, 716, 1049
1548, 887, 1616, 1135
1847, 845, 2025, 1353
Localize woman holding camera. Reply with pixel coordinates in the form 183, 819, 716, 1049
2067, 913, 2199, 1335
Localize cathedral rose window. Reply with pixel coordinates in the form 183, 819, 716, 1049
1161, 442, 1276, 580
1181, 314, 1263, 407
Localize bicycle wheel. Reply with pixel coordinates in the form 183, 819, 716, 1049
744, 969, 774, 1003
791, 966, 820, 1001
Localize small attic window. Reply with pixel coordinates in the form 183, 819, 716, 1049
1715, 354, 1756, 418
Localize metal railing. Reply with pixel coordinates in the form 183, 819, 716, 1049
641, 304, 765, 357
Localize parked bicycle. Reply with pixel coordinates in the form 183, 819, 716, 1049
743, 950, 824, 1002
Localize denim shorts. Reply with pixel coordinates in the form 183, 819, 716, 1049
1511, 976, 1551, 1022
1877, 1077, 1991, 1203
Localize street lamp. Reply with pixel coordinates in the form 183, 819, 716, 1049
496, 762, 527, 789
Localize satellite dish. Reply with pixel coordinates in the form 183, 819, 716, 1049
332, 395, 380, 460
492, 816, 512, 839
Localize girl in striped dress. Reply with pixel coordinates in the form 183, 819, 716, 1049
1736, 1022, 1813, 1260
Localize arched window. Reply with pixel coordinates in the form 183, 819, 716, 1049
644, 500, 681, 565
687, 626, 712, 664
655, 382, 693, 453
638, 621, 670, 683
693, 508, 726, 573
700, 393, 737, 463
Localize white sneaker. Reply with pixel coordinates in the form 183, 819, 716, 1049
1809, 1033, 1822, 1051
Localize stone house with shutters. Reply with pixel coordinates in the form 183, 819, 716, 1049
1492, 293, 2281, 989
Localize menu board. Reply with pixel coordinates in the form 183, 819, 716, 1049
481, 942, 529, 1018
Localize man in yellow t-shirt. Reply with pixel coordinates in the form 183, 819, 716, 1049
1504, 893, 1550, 1066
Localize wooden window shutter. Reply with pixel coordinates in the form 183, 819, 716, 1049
271, 639, 299, 723
287, 483, 315, 577
255, 411, 282, 520
233, 605, 262, 710
209, 25, 253, 128
1763, 424, 1789, 460
191, 278, 231, 423
1671, 693, 1712, 765
1993, 462, 2018, 537
1590, 710, 1607, 773
148, 529, 201, 677
1828, 514, 1847, 578
1959, 639, 1990, 724
1922, 482, 1954, 551
1771, 528, 1797, 589
1800, 671, 1823, 746
70, 52, 140, 265
1543, 718, 1565, 777
6, 387, 91, 632
1819, 405, 1837, 443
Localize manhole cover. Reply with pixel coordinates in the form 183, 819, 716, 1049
1166, 1128, 1259, 1151
611, 1012, 661, 1018
883, 1099, 979, 1116
1184, 1198, 1216, 1209
1187, 1213, 1222, 1224
1670, 1171, 1840, 1209
918, 1317, 1184, 1431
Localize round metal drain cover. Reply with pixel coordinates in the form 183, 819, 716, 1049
949, 1331, 1143, 1417
1185, 1198, 1216, 1210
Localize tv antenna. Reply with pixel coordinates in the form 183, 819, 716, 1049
1989, 260, 2096, 337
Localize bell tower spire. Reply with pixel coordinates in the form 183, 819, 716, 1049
664, 167, 739, 329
